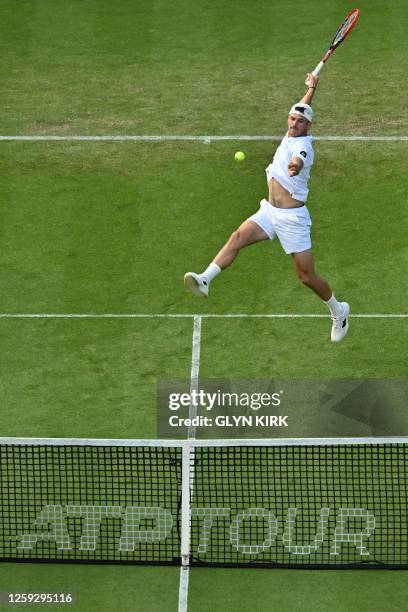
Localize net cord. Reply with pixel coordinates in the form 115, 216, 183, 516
1, 437, 408, 447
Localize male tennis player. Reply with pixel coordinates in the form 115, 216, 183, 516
184, 73, 349, 342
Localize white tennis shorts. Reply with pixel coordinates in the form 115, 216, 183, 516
248, 198, 312, 254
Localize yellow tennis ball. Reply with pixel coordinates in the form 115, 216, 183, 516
234, 151, 245, 162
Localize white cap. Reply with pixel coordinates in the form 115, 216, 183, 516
289, 103, 313, 123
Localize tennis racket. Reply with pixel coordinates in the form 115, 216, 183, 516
312, 8, 360, 76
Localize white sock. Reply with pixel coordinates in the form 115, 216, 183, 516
201, 262, 221, 283
325, 294, 343, 318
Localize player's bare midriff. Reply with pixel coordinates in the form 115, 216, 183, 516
268, 178, 305, 209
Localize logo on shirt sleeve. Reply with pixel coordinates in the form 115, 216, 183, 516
299, 151, 307, 158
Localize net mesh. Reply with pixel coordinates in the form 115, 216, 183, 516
0, 441, 407, 568
191, 444, 408, 567
0, 445, 182, 564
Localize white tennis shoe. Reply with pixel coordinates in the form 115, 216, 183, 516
184, 272, 209, 298
331, 302, 350, 342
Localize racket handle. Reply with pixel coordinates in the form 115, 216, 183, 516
312, 61, 325, 77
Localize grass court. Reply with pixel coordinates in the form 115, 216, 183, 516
0, 0, 407, 610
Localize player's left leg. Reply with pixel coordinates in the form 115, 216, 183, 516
292, 249, 350, 342
292, 249, 331, 300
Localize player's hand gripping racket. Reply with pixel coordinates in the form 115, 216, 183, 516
312, 8, 360, 76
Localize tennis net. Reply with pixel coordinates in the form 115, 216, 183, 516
0, 437, 407, 568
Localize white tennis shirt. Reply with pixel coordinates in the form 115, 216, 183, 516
265, 133, 314, 202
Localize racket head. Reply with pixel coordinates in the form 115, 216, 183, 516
331, 8, 360, 49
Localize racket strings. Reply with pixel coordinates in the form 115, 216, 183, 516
333, 10, 359, 46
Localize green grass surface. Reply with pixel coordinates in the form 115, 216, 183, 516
1, 0, 408, 610
1, 566, 408, 612
0, 564, 179, 612
0, 141, 406, 314
0, 0, 407, 136
200, 319, 408, 379
188, 568, 408, 612
0, 319, 192, 438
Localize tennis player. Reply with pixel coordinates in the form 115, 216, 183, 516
184, 73, 349, 342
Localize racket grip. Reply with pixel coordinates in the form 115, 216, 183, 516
312, 61, 325, 77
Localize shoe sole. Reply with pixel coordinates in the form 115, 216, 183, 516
184, 273, 207, 298
331, 302, 350, 342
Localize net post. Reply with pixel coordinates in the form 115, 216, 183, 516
180, 441, 192, 567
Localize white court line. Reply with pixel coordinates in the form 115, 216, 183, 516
178, 315, 202, 612
178, 568, 190, 612
1, 135, 408, 142
188, 316, 202, 440
0, 313, 406, 319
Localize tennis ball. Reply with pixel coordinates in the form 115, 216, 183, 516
234, 151, 245, 162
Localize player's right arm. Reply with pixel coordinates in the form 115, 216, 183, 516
300, 73, 319, 105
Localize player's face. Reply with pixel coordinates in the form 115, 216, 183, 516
288, 114, 310, 137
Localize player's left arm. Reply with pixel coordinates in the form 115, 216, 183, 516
288, 157, 303, 177
289, 140, 314, 176
300, 73, 319, 105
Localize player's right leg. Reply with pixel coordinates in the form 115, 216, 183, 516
184, 219, 269, 297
